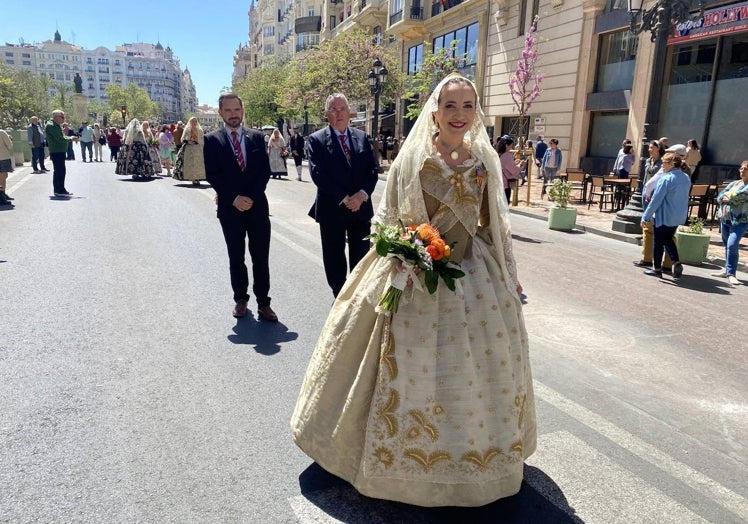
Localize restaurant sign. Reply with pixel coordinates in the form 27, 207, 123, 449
669, 1, 748, 44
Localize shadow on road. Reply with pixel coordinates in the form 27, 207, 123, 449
298, 462, 584, 523
172, 182, 212, 189
228, 317, 298, 355
659, 273, 733, 294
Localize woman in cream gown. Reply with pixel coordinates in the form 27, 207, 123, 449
291, 74, 536, 507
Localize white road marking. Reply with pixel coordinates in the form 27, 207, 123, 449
526, 431, 710, 523
6, 171, 35, 193
534, 381, 748, 519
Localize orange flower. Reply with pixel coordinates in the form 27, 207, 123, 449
416, 223, 440, 244
426, 244, 443, 261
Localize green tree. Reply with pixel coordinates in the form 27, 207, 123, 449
105, 83, 157, 124
0, 64, 55, 127
280, 30, 403, 128
402, 42, 461, 120
234, 59, 290, 128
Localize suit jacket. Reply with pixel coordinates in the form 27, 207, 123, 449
289, 134, 304, 158
204, 127, 271, 221
305, 125, 379, 224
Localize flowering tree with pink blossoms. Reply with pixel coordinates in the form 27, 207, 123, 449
508, 15, 543, 147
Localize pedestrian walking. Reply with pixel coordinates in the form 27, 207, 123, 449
640, 152, 690, 279
27, 116, 48, 173
0, 128, 15, 205
712, 160, 748, 286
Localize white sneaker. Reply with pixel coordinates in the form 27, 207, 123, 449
711, 270, 727, 278
727, 275, 740, 286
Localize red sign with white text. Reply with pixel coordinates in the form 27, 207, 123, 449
669, 1, 748, 44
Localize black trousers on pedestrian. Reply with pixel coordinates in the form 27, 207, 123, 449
31, 146, 46, 170
219, 213, 272, 306
653, 225, 679, 269
50, 152, 67, 194
109, 145, 120, 161
319, 217, 371, 297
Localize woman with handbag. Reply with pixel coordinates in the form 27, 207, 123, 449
92, 123, 105, 162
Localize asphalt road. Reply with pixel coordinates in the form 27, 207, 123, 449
1, 159, 746, 523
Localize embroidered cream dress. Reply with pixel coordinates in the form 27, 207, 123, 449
291, 152, 536, 507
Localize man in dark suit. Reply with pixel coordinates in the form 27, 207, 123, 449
306, 93, 379, 298
204, 93, 278, 321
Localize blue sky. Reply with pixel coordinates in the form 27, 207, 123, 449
0, 0, 251, 106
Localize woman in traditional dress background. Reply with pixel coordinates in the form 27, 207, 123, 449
291, 73, 536, 507
267, 128, 287, 179
158, 124, 174, 177
173, 117, 206, 185
141, 121, 162, 176
117, 118, 154, 180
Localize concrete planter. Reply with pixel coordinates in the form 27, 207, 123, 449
675, 231, 710, 264
548, 206, 577, 231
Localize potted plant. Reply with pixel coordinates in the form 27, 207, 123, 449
547, 178, 577, 231
675, 217, 710, 264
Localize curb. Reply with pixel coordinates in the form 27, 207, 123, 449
508, 206, 746, 272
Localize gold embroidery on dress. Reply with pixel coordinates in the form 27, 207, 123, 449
460, 447, 504, 471
511, 440, 524, 454
408, 410, 439, 441
516, 394, 527, 429
403, 449, 451, 471
373, 446, 395, 468
379, 389, 400, 437
380, 323, 398, 381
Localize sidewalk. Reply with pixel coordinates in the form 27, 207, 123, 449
376, 162, 746, 272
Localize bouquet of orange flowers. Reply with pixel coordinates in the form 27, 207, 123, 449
370, 221, 465, 314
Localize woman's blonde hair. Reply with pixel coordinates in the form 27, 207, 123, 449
661, 152, 682, 168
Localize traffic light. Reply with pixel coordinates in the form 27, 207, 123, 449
120, 105, 127, 119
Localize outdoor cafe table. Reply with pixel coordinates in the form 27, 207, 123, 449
603, 178, 633, 212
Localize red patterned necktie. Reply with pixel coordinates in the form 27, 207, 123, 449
339, 133, 351, 162
231, 131, 245, 170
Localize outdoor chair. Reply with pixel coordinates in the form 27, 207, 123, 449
587, 176, 616, 211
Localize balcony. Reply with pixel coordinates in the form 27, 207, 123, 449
431, 0, 461, 17
350, 0, 387, 28
388, 2, 426, 38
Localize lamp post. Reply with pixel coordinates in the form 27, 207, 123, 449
612, 0, 703, 234
367, 58, 388, 138
304, 104, 309, 136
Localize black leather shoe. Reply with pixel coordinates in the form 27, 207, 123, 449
661, 267, 672, 275
633, 260, 652, 268
644, 269, 662, 278
258, 305, 278, 322
232, 299, 248, 318
672, 263, 683, 279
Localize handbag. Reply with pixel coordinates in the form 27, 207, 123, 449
98, 135, 106, 145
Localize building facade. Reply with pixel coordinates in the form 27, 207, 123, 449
1, 32, 195, 122
236, 0, 748, 174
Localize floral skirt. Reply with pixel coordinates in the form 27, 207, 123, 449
291, 238, 536, 507
115, 143, 154, 179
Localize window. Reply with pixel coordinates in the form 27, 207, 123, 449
23, 61, 31, 66
588, 112, 629, 157
432, 22, 479, 78
5, 59, 13, 64
596, 30, 637, 91
4, 52, 12, 57
408, 43, 423, 74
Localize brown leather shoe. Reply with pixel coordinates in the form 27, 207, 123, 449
257, 305, 278, 322
232, 299, 249, 318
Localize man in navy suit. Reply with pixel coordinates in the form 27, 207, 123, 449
306, 93, 379, 298
204, 93, 278, 321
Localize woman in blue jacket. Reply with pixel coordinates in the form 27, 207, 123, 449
541, 139, 562, 196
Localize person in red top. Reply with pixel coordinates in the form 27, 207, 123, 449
106, 127, 122, 162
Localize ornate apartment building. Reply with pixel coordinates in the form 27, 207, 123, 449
1, 31, 197, 122
232, 0, 747, 175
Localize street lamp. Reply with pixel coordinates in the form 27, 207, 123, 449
304, 104, 309, 136
612, 0, 703, 234
367, 58, 388, 138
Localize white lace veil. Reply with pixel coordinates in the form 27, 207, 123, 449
124, 118, 145, 145
374, 73, 521, 296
